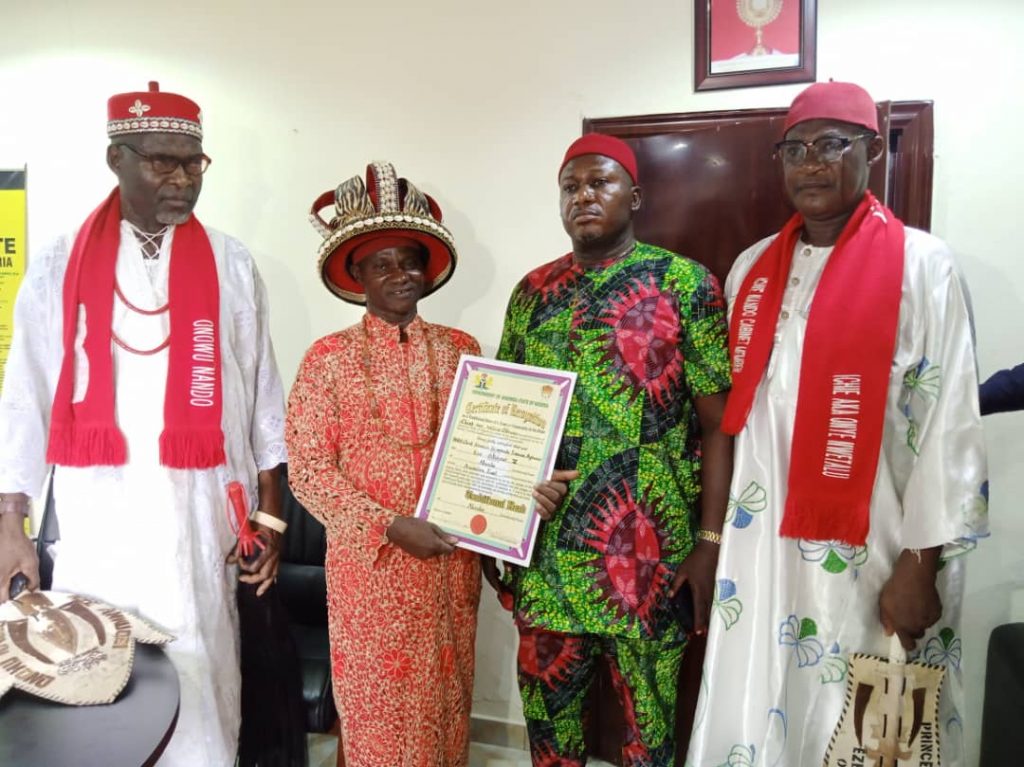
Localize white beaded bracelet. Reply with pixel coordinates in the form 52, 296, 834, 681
250, 510, 287, 534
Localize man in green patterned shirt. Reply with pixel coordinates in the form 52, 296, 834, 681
487, 133, 733, 765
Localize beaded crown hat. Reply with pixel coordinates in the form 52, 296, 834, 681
310, 162, 457, 304
107, 81, 202, 141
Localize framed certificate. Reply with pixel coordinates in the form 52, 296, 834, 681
414, 356, 576, 565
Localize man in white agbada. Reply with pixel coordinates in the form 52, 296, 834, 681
686, 82, 988, 766
0, 82, 286, 765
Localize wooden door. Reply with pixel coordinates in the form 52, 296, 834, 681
578, 101, 934, 765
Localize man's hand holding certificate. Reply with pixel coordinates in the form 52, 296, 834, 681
414, 356, 576, 565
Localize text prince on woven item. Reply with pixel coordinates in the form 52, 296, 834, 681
189, 319, 216, 407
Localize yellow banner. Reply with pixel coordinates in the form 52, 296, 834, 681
0, 169, 27, 395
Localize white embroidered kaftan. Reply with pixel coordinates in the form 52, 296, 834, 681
686, 228, 988, 767
0, 222, 287, 766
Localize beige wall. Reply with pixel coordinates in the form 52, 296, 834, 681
2, 0, 1022, 761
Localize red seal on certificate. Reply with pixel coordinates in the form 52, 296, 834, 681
470, 514, 488, 535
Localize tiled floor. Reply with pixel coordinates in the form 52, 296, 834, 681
307, 733, 339, 767
308, 734, 616, 767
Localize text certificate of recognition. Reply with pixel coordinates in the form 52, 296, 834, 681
414, 355, 575, 565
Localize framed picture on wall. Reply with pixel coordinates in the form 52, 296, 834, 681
694, 0, 817, 91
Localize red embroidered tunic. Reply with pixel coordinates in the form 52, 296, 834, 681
286, 313, 481, 766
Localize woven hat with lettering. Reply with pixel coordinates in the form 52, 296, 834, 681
107, 81, 203, 141
0, 590, 173, 705
309, 162, 457, 304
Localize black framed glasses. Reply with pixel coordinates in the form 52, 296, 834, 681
773, 134, 874, 166
115, 143, 212, 175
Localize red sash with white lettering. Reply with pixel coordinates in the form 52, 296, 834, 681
722, 192, 904, 545
47, 188, 225, 469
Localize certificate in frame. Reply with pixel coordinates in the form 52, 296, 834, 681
414, 356, 575, 565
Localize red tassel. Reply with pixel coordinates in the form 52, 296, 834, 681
779, 499, 870, 546
227, 481, 267, 560
160, 429, 227, 468
46, 425, 127, 466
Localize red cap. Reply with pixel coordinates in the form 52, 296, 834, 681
107, 81, 202, 141
783, 81, 878, 135
559, 133, 639, 184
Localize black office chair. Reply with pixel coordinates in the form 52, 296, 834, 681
276, 467, 340, 743
980, 622, 1024, 764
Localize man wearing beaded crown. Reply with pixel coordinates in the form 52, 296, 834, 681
287, 161, 575, 765
685, 81, 988, 766
491, 133, 734, 765
0, 82, 286, 764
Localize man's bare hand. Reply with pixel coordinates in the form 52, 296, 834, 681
879, 547, 943, 651
480, 556, 515, 611
532, 469, 580, 520
227, 527, 283, 597
669, 539, 719, 635
387, 516, 457, 559
481, 556, 502, 592
0, 511, 39, 602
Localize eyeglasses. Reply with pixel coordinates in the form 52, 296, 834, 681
773, 134, 874, 166
115, 143, 212, 175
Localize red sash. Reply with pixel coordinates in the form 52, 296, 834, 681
47, 188, 225, 469
722, 193, 904, 545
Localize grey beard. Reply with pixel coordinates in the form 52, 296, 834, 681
157, 210, 191, 226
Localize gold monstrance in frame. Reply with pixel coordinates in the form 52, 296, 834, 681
737, 0, 784, 55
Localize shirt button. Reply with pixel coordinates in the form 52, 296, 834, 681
802, 247, 812, 256
790, 277, 800, 286
780, 310, 790, 320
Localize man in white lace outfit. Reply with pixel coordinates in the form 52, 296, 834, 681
0, 82, 287, 765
